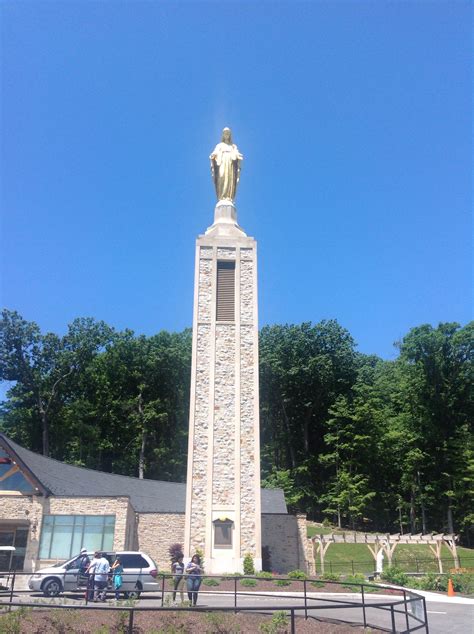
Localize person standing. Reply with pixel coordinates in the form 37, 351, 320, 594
93, 552, 110, 602
171, 554, 185, 603
76, 548, 90, 588
185, 554, 203, 606
85, 551, 100, 601
110, 556, 123, 600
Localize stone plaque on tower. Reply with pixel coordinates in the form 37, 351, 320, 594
184, 128, 262, 573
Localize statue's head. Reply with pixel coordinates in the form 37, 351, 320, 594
221, 127, 232, 144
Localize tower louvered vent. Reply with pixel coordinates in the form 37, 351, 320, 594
216, 261, 235, 321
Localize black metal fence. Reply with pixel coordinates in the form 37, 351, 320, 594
0, 570, 429, 633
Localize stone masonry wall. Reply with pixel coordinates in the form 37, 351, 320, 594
48, 497, 132, 554
141, 512, 306, 575
0, 495, 45, 571
0, 495, 134, 571
240, 259, 254, 324
216, 247, 235, 259
189, 324, 211, 550
239, 249, 257, 555
187, 239, 260, 564
240, 324, 256, 554
262, 514, 309, 574
213, 324, 236, 506
197, 258, 212, 322
137, 513, 185, 573
297, 513, 315, 574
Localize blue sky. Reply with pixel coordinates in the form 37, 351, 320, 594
1, 1, 472, 362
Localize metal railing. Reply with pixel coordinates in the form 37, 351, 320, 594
0, 570, 430, 633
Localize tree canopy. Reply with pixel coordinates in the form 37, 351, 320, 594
1, 309, 472, 543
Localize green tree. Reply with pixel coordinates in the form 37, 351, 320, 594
0, 310, 113, 456
260, 320, 358, 514
396, 322, 473, 537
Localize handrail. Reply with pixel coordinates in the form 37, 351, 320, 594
0, 570, 429, 633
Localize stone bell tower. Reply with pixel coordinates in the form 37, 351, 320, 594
184, 129, 261, 573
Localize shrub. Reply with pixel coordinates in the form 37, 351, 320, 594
203, 612, 227, 632
114, 610, 129, 634
380, 566, 408, 587
243, 552, 255, 575
310, 579, 325, 588
240, 577, 257, 587
342, 574, 366, 591
49, 609, 82, 634
259, 610, 288, 634
256, 571, 273, 579
320, 573, 340, 582
287, 569, 307, 580
452, 573, 474, 595
274, 578, 291, 586
168, 543, 184, 562
202, 577, 220, 586
0, 607, 31, 634
411, 573, 447, 592
411, 573, 474, 594
204, 612, 242, 633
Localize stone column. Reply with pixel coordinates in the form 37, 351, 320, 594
184, 202, 262, 573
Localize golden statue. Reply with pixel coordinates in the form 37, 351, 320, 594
210, 128, 243, 202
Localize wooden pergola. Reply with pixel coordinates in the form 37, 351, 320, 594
310, 532, 459, 574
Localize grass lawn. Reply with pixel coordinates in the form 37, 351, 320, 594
307, 526, 474, 574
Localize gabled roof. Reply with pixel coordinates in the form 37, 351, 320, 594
0, 434, 287, 515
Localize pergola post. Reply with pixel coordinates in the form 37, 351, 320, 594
366, 539, 384, 572
428, 540, 443, 573
315, 537, 333, 575
444, 535, 460, 569
383, 540, 399, 566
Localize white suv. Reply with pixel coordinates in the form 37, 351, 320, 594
28, 551, 159, 598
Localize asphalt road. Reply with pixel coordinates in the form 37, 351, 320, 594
4, 588, 474, 633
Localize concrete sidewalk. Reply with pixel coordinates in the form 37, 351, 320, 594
379, 582, 474, 605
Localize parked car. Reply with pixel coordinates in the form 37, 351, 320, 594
28, 551, 159, 598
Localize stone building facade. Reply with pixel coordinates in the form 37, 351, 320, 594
0, 434, 310, 575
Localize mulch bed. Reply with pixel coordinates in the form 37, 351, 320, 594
0, 607, 385, 633
174, 576, 399, 596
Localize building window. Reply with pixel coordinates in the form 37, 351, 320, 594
213, 519, 233, 549
216, 261, 235, 321
39, 515, 115, 560
0, 448, 35, 493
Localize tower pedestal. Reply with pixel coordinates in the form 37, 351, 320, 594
184, 204, 261, 573
205, 202, 246, 238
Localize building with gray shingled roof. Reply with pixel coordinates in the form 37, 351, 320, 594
0, 434, 308, 574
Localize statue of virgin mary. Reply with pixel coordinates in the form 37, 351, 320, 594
210, 128, 243, 202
